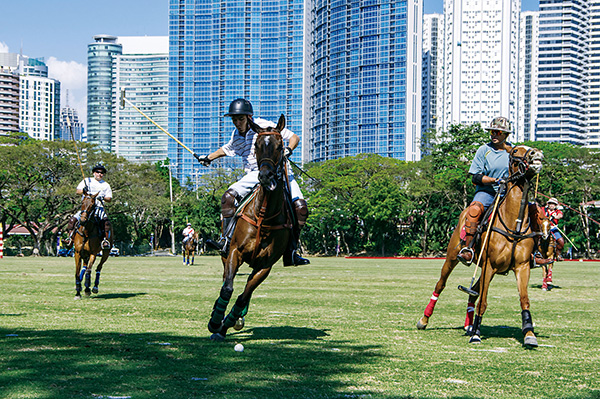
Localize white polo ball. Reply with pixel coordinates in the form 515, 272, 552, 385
234, 343, 244, 352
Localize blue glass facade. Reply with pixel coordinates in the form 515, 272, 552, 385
307, 0, 421, 163
168, 0, 304, 182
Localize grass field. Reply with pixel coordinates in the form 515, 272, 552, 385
0, 255, 599, 399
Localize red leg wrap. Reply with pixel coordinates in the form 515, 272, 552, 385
464, 302, 475, 328
424, 292, 440, 317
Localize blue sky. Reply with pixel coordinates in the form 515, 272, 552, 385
1, 0, 539, 124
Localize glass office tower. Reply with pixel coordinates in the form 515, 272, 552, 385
168, 0, 304, 182
304, 0, 422, 163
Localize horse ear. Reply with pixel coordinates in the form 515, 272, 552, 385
276, 114, 286, 132
248, 118, 263, 133
92, 192, 99, 199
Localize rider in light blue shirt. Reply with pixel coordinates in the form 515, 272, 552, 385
457, 117, 512, 265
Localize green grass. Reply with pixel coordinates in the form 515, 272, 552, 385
0, 255, 599, 399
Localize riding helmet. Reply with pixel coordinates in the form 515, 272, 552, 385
92, 164, 107, 174
224, 98, 253, 117
547, 197, 559, 205
485, 116, 512, 134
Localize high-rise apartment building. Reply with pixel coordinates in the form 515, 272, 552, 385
59, 106, 85, 142
422, 13, 444, 136
168, 0, 305, 181
0, 69, 20, 134
537, 0, 588, 145
113, 36, 169, 163
87, 35, 122, 152
443, 0, 519, 130
587, 1, 600, 147
516, 11, 539, 143
304, 0, 422, 163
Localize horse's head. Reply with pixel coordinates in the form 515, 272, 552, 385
250, 115, 286, 192
508, 145, 544, 181
80, 192, 98, 223
540, 218, 551, 241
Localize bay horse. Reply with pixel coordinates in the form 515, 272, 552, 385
538, 234, 556, 290
183, 232, 198, 266
73, 193, 113, 299
417, 145, 545, 346
207, 115, 292, 341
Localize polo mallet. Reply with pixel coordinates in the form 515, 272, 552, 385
458, 191, 502, 297
551, 223, 578, 251
120, 89, 204, 162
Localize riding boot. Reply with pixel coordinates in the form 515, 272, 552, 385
206, 189, 238, 256
457, 201, 484, 265
63, 216, 79, 248
556, 237, 565, 261
101, 219, 112, 249
283, 199, 310, 266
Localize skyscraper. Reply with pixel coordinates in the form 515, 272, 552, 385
443, 0, 519, 130
0, 68, 20, 135
168, 0, 305, 182
113, 36, 169, 163
517, 11, 539, 143
536, 0, 588, 145
422, 13, 444, 136
304, 0, 422, 163
87, 35, 122, 152
59, 106, 85, 142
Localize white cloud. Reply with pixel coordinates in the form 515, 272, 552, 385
0, 41, 9, 53
46, 57, 88, 125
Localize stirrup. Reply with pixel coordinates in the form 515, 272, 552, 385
101, 238, 110, 249
457, 247, 474, 266
206, 237, 228, 256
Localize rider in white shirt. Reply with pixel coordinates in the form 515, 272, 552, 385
182, 223, 195, 244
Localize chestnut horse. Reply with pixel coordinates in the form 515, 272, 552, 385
183, 232, 198, 265
417, 145, 545, 346
207, 115, 292, 341
73, 193, 113, 298
538, 235, 556, 290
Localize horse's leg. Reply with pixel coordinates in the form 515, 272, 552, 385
84, 254, 96, 296
219, 266, 273, 338
418, 223, 463, 330
208, 250, 242, 336
191, 250, 194, 266
515, 262, 538, 347
74, 251, 83, 299
469, 262, 495, 344
542, 265, 549, 291
93, 250, 110, 294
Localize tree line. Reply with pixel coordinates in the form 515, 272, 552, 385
1, 125, 599, 258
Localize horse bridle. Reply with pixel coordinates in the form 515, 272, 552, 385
80, 195, 96, 222
506, 147, 535, 183
256, 131, 285, 181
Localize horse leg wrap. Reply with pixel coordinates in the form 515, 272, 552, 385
424, 292, 439, 317
464, 302, 475, 328
222, 301, 249, 329
84, 272, 91, 289
210, 285, 233, 325
522, 310, 534, 334
79, 267, 87, 282
94, 271, 101, 287
471, 315, 482, 337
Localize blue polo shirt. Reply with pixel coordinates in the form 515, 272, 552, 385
468, 142, 511, 195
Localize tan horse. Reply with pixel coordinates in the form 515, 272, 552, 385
207, 115, 292, 341
73, 193, 113, 299
183, 232, 198, 265
417, 145, 544, 346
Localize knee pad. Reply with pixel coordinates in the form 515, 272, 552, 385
293, 199, 309, 227
221, 189, 238, 218
465, 201, 484, 234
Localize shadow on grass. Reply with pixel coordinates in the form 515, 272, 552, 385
530, 283, 563, 290
0, 326, 376, 399
92, 292, 147, 300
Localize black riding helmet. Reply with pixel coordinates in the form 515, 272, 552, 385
92, 164, 107, 174
224, 98, 253, 117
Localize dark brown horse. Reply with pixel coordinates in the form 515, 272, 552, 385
73, 193, 113, 298
183, 232, 198, 265
417, 145, 545, 346
207, 115, 292, 340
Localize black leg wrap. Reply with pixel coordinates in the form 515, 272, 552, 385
471, 315, 482, 337
521, 309, 534, 334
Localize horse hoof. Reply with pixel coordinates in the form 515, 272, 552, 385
233, 317, 245, 331
92, 287, 99, 294
208, 321, 223, 334
464, 325, 474, 334
74, 295, 81, 300
416, 318, 428, 330
210, 333, 226, 341
524, 335, 538, 347
469, 335, 482, 344
84, 290, 91, 297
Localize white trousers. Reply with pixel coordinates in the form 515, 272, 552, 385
229, 170, 303, 201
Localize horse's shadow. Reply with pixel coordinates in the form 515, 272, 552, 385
426, 324, 549, 347
531, 284, 562, 290
228, 326, 330, 341
92, 293, 147, 300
